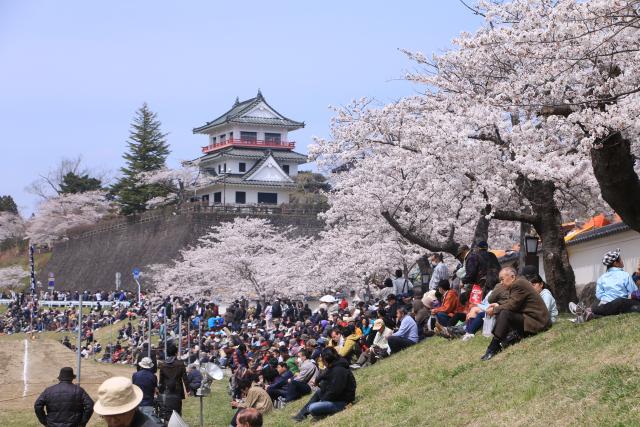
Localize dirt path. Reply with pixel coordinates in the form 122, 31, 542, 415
0, 336, 134, 411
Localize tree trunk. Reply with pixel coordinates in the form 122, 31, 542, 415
591, 132, 640, 232
519, 177, 577, 311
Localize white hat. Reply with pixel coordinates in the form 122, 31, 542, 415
93, 377, 143, 416
138, 357, 154, 369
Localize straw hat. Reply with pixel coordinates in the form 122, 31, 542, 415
94, 377, 143, 416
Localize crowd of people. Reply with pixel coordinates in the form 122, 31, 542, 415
7, 244, 640, 426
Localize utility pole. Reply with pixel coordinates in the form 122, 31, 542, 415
76, 295, 82, 384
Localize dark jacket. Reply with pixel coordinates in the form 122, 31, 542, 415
462, 250, 487, 285
271, 301, 282, 318
34, 381, 94, 427
158, 357, 188, 399
186, 369, 203, 391
494, 278, 551, 334
267, 370, 293, 393
130, 409, 163, 427
317, 358, 356, 403
132, 368, 157, 407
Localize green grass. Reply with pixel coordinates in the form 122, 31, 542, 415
267, 315, 640, 427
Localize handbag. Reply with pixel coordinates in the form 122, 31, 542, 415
482, 314, 495, 337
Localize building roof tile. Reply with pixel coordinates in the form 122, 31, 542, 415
193, 90, 304, 133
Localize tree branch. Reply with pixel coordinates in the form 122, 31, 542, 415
381, 210, 460, 256
492, 209, 540, 227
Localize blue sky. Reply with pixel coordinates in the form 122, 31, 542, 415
0, 1, 482, 215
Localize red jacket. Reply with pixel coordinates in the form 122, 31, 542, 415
431, 290, 465, 317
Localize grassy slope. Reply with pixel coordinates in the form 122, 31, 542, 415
4, 316, 640, 426
268, 315, 640, 427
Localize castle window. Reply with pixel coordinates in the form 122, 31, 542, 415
258, 192, 277, 204
282, 165, 290, 175
265, 133, 281, 143
235, 191, 246, 204
240, 131, 257, 142
239, 162, 246, 172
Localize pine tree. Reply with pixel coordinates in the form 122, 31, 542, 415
112, 103, 170, 214
0, 195, 18, 214
59, 172, 102, 194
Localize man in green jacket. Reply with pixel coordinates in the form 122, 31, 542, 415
481, 267, 550, 361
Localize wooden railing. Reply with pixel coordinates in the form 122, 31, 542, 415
202, 138, 295, 153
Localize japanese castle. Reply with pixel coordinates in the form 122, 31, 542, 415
192, 90, 308, 206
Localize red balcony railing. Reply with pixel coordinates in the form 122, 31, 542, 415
202, 138, 295, 154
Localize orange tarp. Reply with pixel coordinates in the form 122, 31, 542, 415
564, 214, 611, 242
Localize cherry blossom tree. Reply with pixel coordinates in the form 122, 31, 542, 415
443, 0, 640, 232
149, 217, 315, 303
0, 265, 28, 289
0, 212, 25, 243
392, 0, 640, 306
26, 191, 113, 245
138, 163, 214, 209
310, 1, 640, 308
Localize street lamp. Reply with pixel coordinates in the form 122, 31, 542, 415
524, 234, 540, 273
524, 235, 539, 255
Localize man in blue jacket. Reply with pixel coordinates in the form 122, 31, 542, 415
267, 362, 293, 401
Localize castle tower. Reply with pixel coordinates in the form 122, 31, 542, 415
192, 90, 307, 205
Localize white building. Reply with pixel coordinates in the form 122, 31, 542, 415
192, 90, 308, 206
563, 223, 640, 286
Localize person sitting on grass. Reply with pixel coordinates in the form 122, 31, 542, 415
292, 347, 356, 422
481, 267, 550, 361
351, 318, 392, 368
589, 249, 640, 318
186, 363, 202, 396
431, 279, 466, 328
266, 362, 293, 401
531, 275, 558, 324
335, 324, 360, 363
438, 279, 509, 341
230, 376, 273, 427
282, 349, 319, 403
387, 306, 419, 353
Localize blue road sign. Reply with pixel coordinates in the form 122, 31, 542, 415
132, 268, 140, 280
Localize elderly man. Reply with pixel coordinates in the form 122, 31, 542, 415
481, 267, 550, 361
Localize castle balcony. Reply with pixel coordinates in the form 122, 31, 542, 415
202, 139, 295, 154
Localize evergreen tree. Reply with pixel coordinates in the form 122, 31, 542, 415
59, 172, 102, 194
0, 195, 18, 214
112, 103, 170, 214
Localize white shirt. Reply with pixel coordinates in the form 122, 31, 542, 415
429, 262, 450, 290
372, 327, 393, 354
392, 277, 413, 295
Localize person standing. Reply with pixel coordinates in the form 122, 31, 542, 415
158, 344, 188, 419
392, 269, 412, 296
428, 253, 449, 291
34, 367, 94, 427
131, 357, 160, 422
